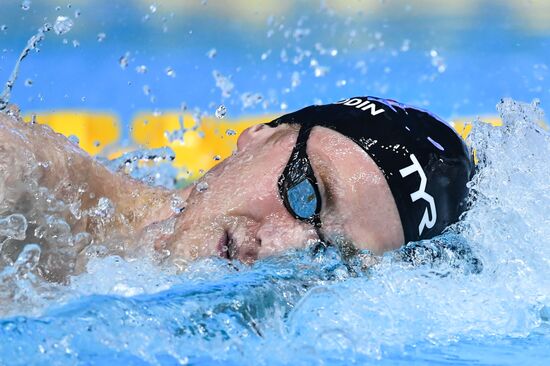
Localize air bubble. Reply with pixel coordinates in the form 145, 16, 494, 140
150, 4, 157, 13
225, 129, 236, 136
0, 25, 7, 31
24, 79, 33, 87
97, 33, 106, 42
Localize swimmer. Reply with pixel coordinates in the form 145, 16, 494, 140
0, 97, 474, 280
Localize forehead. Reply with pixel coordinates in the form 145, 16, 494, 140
306, 126, 404, 253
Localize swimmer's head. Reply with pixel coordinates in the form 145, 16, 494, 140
267, 96, 475, 243
165, 97, 474, 262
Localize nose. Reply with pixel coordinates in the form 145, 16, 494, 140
236, 123, 269, 151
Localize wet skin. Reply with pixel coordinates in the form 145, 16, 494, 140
0, 110, 404, 275
152, 123, 405, 264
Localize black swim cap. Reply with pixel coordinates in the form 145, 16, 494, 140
267, 96, 475, 244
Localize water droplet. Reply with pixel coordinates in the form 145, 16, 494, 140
206, 48, 217, 59
94, 140, 101, 147
225, 129, 236, 136
143, 85, 151, 96
310, 59, 329, 77
72, 39, 80, 47
150, 4, 157, 13
401, 39, 411, 52
213, 155, 221, 161
261, 50, 271, 61
92, 197, 115, 219
119, 52, 130, 69
53, 16, 74, 36
336, 79, 347, 87
81, 96, 86, 102
165, 67, 176, 78
429, 49, 446, 74
196, 181, 209, 192
215, 104, 227, 119
68, 134, 80, 145
291, 71, 301, 89
280, 102, 288, 110
74, 9, 81, 18
24, 78, 33, 87
13, 244, 41, 275
136, 65, 148, 74
240, 92, 263, 109
0, 25, 7, 31
0, 214, 28, 240
212, 70, 234, 98
170, 195, 187, 214
21, 0, 31, 11
97, 32, 106, 42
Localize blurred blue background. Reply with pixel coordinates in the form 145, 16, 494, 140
1, 0, 549, 130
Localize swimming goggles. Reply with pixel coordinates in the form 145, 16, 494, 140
277, 124, 323, 228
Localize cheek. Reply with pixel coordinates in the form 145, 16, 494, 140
228, 170, 284, 220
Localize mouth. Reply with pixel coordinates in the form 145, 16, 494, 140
217, 231, 235, 260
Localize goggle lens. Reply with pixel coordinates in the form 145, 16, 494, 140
286, 178, 318, 220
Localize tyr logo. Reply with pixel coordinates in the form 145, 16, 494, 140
399, 154, 437, 236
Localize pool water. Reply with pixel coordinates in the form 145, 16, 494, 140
1, 1, 550, 365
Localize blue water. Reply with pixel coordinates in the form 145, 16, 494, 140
1, 1, 550, 365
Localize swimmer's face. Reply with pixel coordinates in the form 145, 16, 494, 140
162, 123, 404, 263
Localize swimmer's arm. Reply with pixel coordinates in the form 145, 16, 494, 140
0, 110, 175, 238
